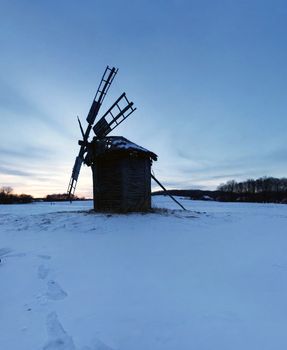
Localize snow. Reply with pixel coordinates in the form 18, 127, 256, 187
110, 137, 148, 152
1, 197, 287, 350
104, 136, 157, 160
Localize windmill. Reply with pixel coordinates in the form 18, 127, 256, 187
67, 66, 186, 212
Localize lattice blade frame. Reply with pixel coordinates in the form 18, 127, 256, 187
67, 66, 118, 198
93, 93, 136, 138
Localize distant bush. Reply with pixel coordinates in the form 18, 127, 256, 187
0, 187, 34, 204
44, 193, 83, 201
17, 194, 34, 203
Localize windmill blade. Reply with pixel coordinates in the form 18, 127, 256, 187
67, 156, 83, 196
67, 66, 118, 198
83, 66, 118, 143
67, 141, 88, 198
77, 116, 85, 139
93, 93, 136, 138
86, 66, 118, 125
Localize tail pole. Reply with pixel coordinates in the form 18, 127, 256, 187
151, 173, 186, 211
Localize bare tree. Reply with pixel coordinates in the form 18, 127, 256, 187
0, 186, 13, 195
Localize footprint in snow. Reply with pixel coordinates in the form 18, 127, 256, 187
38, 264, 50, 279
82, 338, 115, 350
43, 313, 113, 350
0, 247, 13, 257
0, 248, 26, 260
46, 280, 68, 301
38, 254, 52, 260
43, 312, 76, 350
4, 252, 26, 258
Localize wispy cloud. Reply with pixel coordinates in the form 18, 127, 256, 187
0, 165, 33, 177
156, 144, 287, 190
0, 79, 72, 139
0, 145, 53, 160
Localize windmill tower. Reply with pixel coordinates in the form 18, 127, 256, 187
67, 66, 157, 212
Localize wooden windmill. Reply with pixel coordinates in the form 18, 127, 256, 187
67, 66, 185, 212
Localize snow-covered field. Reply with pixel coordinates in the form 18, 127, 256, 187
1, 196, 287, 350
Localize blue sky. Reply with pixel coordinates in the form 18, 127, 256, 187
1, 0, 287, 197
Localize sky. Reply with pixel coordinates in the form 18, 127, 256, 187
1, 0, 287, 197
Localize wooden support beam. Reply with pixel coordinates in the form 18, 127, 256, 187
151, 174, 187, 211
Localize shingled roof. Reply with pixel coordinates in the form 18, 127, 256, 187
87, 136, 158, 162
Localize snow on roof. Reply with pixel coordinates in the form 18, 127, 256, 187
99, 136, 158, 160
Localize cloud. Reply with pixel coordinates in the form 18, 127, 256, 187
265, 148, 287, 162
0, 79, 34, 116
0, 165, 33, 177
156, 144, 287, 191
0, 145, 53, 160
0, 79, 72, 139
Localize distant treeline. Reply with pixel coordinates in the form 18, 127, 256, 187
0, 187, 85, 204
217, 177, 287, 193
0, 186, 33, 204
153, 177, 287, 204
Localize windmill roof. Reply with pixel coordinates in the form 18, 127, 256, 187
92, 136, 158, 161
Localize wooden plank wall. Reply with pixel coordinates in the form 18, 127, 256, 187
92, 155, 151, 212
122, 158, 151, 211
